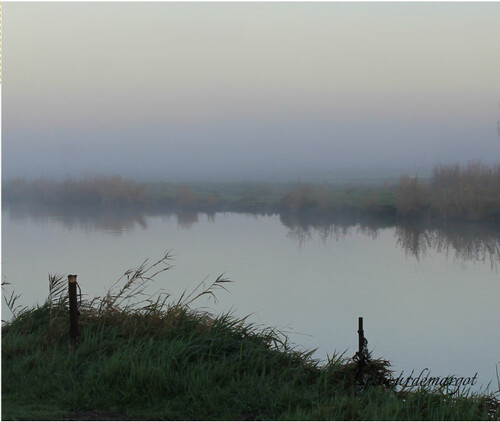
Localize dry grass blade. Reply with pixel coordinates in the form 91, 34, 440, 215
2, 278, 27, 320
176, 274, 233, 308
3, 251, 231, 324
48, 274, 67, 305
48, 273, 68, 323
98, 251, 174, 314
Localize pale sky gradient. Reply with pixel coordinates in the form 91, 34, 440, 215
2, 2, 500, 181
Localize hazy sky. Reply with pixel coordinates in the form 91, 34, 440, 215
3, 2, 500, 181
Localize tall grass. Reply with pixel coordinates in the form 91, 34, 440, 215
2, 254, 499, 420
431, 162, 500, 221
4, 165, 500, 223
396, 175, 430, 218
396, 162, 500, 222
3, 176, 147, 209
3, 177, 397, 217
279, 183, 396, 218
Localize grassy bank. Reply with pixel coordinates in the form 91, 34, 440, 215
2, 255, 499, 420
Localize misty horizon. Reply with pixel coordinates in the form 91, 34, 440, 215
2, 2, 500, 183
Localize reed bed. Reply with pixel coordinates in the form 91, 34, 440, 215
4, 163, 500, 224
2, 254, 498, 420
2, 176, 147, 209
3, 177, 397, 217
396, 162, 500, 222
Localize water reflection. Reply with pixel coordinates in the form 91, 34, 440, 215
4, 203, 147, 234
395, 223, 500, 269
176, 212, 199, 229
280, 212, 382, 247
278, 213, 500, 269
285, 222, 382, 247
4, 204, 210, 233
4, 204, 500, 268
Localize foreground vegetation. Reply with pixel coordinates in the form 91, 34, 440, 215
3, 162, 500, 224
2, 254, 499, 420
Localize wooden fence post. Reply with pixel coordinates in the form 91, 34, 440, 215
68, 274, 79, 348
358, 317, 364, 356
354, 316, 366, 395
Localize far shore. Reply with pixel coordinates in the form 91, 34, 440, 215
3, 162, 500, 225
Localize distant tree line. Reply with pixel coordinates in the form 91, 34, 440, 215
396, 162, 500, 222
3, 162, 500, 223
2, 176, 147, 209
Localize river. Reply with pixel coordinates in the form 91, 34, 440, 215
2, 207, 499, 394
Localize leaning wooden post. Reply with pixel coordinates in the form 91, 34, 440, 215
358, 317, 364, 356
68, 274, 79, 348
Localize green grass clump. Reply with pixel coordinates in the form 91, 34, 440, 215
2, 254, 499, 420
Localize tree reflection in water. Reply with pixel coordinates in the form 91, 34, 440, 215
5, 203, 202, 233
5, 202, 500, 270
4, 203, 148, 234
279, 212, 500, 270
176, 211, 199, 229
396, 223, 500, 269
284, 221, 380, 248
280, 212, 382, 247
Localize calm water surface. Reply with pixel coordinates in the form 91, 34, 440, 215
2, 209, 499, 393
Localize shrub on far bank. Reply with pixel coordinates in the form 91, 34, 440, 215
3, 176, 147, 209
395, 175, 430, 218
396, 162, 500, 222
430, 162, 500, 221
